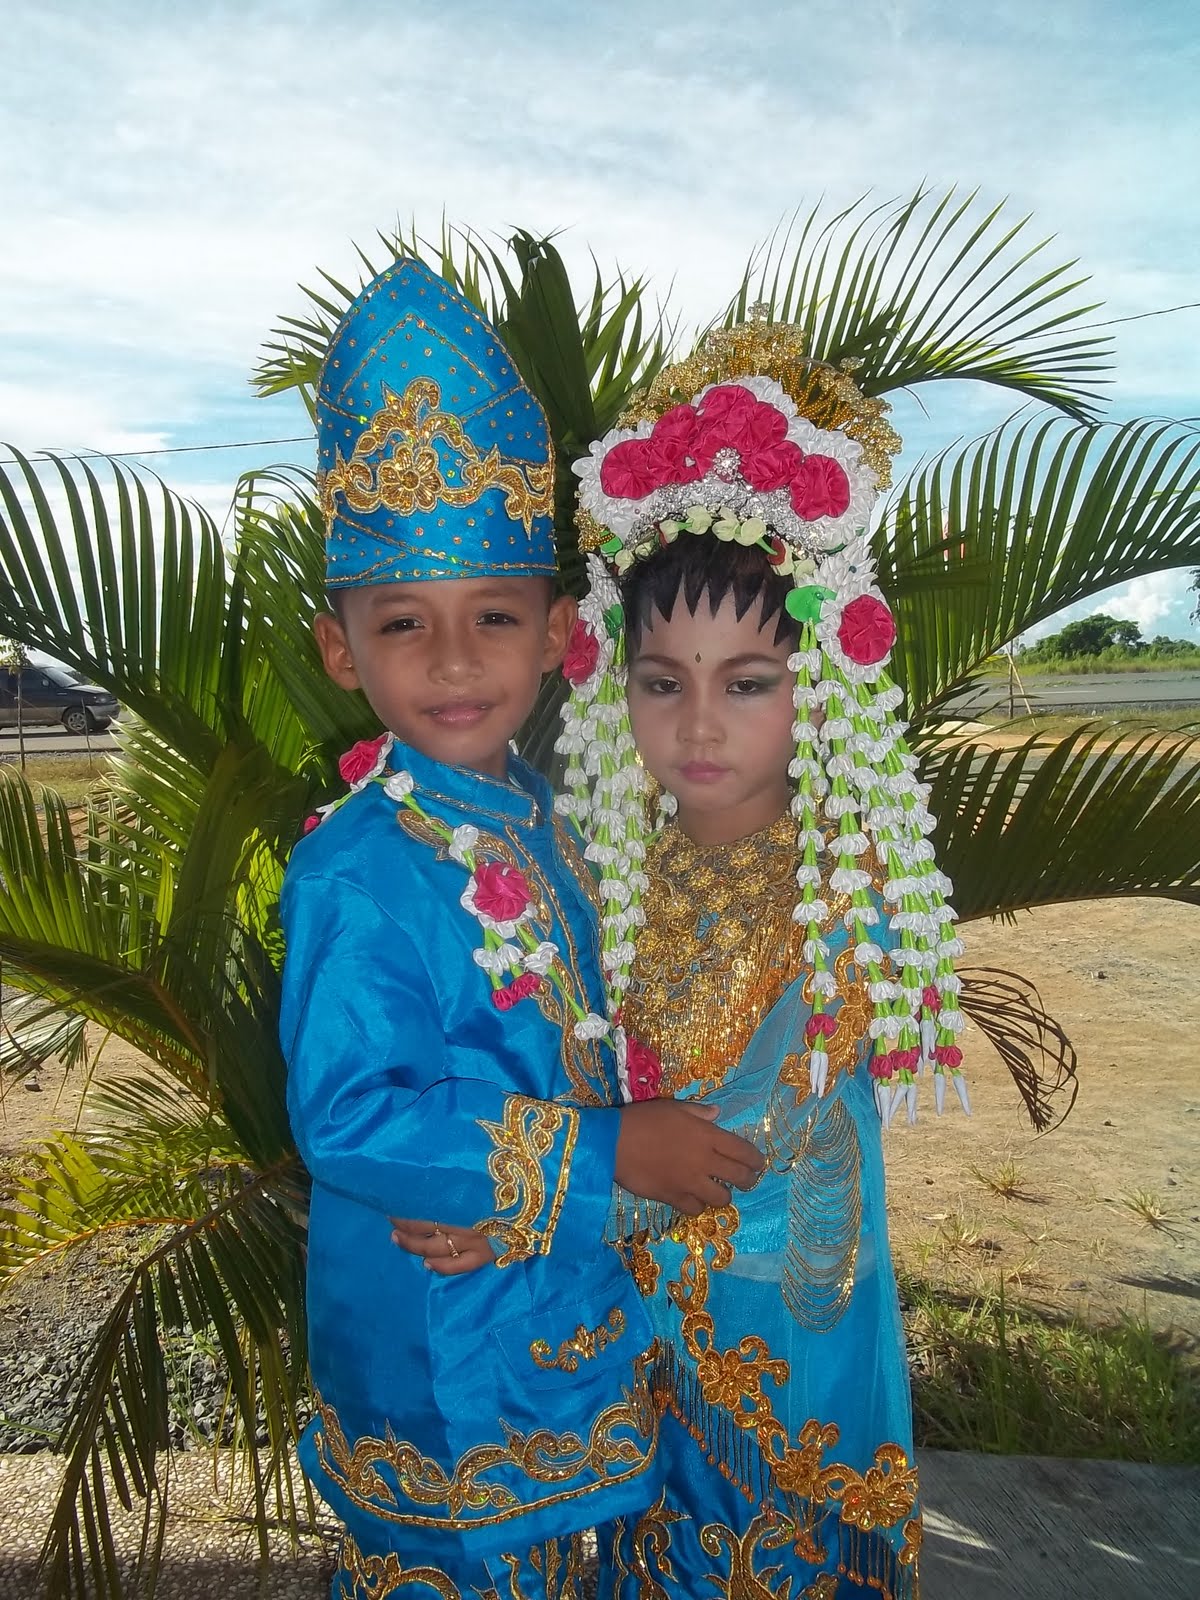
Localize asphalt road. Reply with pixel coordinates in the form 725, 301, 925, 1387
0, 725, 119, 758
956, 669, 1200, 716
2, 670, 1198, 760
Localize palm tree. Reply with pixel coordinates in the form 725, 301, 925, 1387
1, 189, 1198, 1597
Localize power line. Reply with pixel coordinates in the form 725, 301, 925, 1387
0, 435, 314, 469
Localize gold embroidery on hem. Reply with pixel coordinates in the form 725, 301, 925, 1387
321, 377, 553, 534
312, 1352, 659, 1531
530, 1307, 626, 1372
336, 1532, 462, 1598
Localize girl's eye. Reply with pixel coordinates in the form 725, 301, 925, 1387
729, 677, 776, 695
636, 676, 681, 695
479, 612, 520, 626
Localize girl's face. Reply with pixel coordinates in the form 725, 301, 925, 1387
627, 593, 797, 846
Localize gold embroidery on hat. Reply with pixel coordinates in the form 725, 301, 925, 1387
321, 376, 554, 533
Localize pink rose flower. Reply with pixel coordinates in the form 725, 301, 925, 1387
790, 454, 851, 521
338, 733, 390, 786
893, 1047, 921, 1074
805, 1012, 837, 1041
302, 815, 321, 835
471, 863, 534, 923
869, 1048, 895, 1081
562, 619, 601, 686
837, 594, 897, 666
492, 972, 545, 1010
696, 384, 758, 431
600, 439, 657, 499
626, 1038, 663, 1101
922, 985, 941, 1010
743, 438, 804, 492
935, 1044, 963, 1070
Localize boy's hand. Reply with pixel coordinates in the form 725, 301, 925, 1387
390, 1218, 494, 1276
616, 1100, 764, 1215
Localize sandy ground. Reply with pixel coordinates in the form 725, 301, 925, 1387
3, 895, 1199, 1341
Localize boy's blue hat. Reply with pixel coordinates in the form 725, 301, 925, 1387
317, 259, 557, 588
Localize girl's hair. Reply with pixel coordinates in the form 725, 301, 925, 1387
621, 535, 797, 653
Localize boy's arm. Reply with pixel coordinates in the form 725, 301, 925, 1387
281, 870, 617, 1266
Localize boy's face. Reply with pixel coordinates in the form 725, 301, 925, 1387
627, 593, 797, 846
315, 577, 575, 780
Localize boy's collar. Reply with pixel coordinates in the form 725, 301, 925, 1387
387, 738, 551, 827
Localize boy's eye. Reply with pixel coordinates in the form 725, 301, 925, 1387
380, 616, 420, 633
479, 611, 520, 626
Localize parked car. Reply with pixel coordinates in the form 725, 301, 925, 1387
0, 664, 120, 735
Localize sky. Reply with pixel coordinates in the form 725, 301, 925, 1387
2, 0, 1198, 646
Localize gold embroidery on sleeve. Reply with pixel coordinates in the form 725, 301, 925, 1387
530, 1307, 627, 1372
476, 1096, 578, 1266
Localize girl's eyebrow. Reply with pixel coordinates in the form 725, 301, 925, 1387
634, 651, 783, 670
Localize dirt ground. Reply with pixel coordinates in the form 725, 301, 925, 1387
2, 896, 1198, 1341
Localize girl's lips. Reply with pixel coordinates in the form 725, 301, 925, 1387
678, 761, 729, 783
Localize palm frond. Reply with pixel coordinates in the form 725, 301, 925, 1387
923, 726, 1200, 919
0, 451, 233, 768
726, 186, 1111, 417
881, 416, 1200, 715
0, 1146, 310, 1600
958, 967, 1079, 1132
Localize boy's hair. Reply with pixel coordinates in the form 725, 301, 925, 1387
621, 536, 797, 654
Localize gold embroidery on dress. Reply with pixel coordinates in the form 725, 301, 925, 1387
627, 1489, 686, 1600
320, 377, 554, 533
476, 1096, 578, 1266
530, 1307, 626, 1372
336, 1531, 462, 1598
778, 1097, 863, 1332
312, 1352, 659, 1531
623, 815, 808, 1095
697, 1509, 799, 1599
496, 1534, 586, 1600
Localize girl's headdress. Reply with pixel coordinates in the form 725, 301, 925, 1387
556, 313, 967, 1123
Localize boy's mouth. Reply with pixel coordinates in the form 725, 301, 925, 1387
426, 700, 493, 728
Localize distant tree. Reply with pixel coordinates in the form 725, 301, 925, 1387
1045, 613, 1142, 658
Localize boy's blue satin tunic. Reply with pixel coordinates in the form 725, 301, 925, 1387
280, 742, 660, 1569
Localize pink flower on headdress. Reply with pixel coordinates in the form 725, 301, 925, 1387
869, 1048, 895, 1080
837, 594, 897, 666
562, 619, 601, 686
643, 406, 702, 489
744, 439, 805, 492
696, 384, 759, 432
338, 733, 391, 786
600, 439, 658, 499
302, 814, 321, 835
470, 862, 535, 924
922, 985, 941, 1010
805, 1012, 837, 1042
790, 454, 851, 521
935, 1044, 963, 1070
625, 1037, 663, 1101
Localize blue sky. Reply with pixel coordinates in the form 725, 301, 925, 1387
3, 0, 1198, 639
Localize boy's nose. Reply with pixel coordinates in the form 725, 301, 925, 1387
428, 628, 484, 683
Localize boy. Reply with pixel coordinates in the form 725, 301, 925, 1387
279, 258, 761, 1599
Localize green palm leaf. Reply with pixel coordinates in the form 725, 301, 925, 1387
0, 1139, 309, 1600
923, 726, 1200, 919
880, 416, 1200, 715
725, 186, 1111, 417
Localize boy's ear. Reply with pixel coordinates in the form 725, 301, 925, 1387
313, 610, 362, 690
541, 593, 578, 672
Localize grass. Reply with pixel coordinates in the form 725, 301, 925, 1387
1120, 1188, 1180, 1233
983, 653, 1200, 676
0, 754, 114, 807
904, 1276, 1200, 1464
970, 1158, 1042, 1202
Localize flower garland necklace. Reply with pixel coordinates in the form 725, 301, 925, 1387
304, 734, 612, 1043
